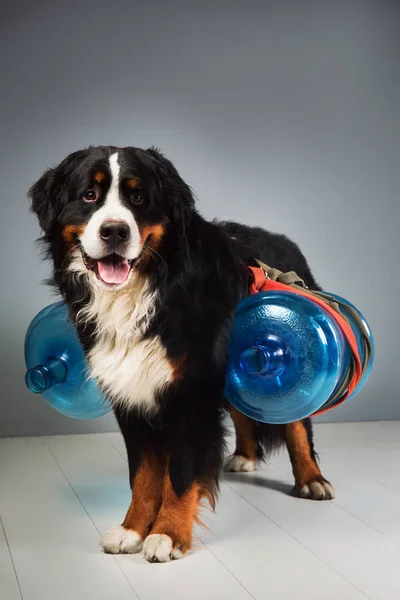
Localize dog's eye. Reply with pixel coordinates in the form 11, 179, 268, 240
132, 193, 145, 204
83, 188, 98, 203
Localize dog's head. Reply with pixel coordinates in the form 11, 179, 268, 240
29, 146, 195, 290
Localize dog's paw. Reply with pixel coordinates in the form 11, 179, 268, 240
225, 454, 256, 472
142, 534, 184, 563
101, 525, 143, 554
296, 480, 335, 501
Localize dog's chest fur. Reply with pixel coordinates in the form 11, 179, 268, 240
79, 277, 173, 413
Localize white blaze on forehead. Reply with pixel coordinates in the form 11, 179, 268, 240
79, 152, 140, 260
105, 153, 123, 215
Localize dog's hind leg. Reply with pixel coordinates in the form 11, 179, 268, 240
285, 419, 334, 500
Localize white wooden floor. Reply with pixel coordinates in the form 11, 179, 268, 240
1, 422, 400, 600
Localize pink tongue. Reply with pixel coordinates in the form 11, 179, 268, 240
97, 258, 130, 284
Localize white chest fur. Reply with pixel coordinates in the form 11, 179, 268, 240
78, 276, 173, 414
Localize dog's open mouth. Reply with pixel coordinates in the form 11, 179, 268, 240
82, 251, 137, 286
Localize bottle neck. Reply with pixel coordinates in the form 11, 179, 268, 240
25, 357, 68, 393
240, 344, 285, 377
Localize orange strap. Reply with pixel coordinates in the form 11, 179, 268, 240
248, 266, 363, 416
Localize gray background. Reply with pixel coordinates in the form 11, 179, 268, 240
1, 1, 399, 437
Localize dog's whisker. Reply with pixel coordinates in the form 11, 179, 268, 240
141, 246, 164, 264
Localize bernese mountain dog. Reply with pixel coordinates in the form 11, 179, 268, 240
29, 145, 334, 563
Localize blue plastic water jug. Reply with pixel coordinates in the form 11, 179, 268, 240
24, 292, 374, 423
24, 302, 110, 419
224, 290, 374, 423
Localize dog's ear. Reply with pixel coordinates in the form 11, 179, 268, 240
28, 167, 62, 234
28, 149, 89, 234
146, 147, 195, 224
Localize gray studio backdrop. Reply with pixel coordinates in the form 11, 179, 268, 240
1, 1, 399, 437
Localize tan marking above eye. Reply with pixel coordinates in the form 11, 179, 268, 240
94, 171, 105, 183
127, 177, 139, 189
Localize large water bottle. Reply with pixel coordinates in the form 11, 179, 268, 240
224, 290, 374, 424
24, 302, 111, 419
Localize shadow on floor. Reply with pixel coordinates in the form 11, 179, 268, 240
223, 471, 294, 495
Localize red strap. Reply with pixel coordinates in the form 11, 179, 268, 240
248, 266, 362, 416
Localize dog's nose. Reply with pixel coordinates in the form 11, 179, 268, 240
99, 220, 130, 245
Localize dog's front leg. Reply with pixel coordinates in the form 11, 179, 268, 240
142, 393, 225, 563
102, 412, 165, 555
